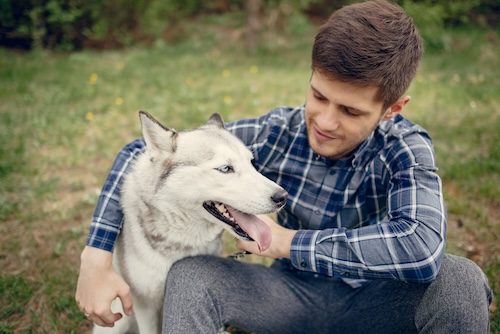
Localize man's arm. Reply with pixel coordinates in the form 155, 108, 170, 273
76, 139, 145, 325
291, 167, 445, 283
87, 139, 145, 251
240, 164, 445, 284
288, 135, 446, 283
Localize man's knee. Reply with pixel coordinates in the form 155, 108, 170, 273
163, 256, 227, 332
415, 254, 492, 332
439, 255, 492, 303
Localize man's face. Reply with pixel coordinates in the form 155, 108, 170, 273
305, 71, 392, 159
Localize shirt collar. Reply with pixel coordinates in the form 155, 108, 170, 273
351, 130, 377, 168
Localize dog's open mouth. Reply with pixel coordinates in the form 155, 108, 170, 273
203, 201, 251, 240
203, 201, 271, 251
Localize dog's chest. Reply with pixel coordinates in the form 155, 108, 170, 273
115, 232, 222, 298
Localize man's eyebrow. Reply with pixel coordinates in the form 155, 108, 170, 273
310, 85, 324, 97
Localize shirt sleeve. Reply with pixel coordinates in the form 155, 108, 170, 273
290, 132, 446, 283
86, 139, 145, 252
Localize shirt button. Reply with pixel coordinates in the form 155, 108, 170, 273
329, 169, 335, 175
300, 259, 307, 268
314, 209, 321, 215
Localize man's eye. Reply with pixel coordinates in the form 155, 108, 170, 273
343, 106, 359, 116
215, 165, 234, 173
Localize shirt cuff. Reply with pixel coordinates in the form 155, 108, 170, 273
86, 223, 120, 252
290, 229, 320, 272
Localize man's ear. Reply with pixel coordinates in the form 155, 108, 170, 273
382, 96, 411, 120
139, 111, 177, 155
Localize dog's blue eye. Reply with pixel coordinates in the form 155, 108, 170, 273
216, 165, 234, 173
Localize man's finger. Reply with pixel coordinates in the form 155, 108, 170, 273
88, 314, 107, 327
118, 285, 134, 316
236, 239, 260, 254
89, 306, 121, 326
90, 312, 121, 327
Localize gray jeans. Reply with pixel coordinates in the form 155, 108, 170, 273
162, 254, 492, 334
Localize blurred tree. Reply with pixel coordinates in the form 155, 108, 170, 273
0, 0, 32, 49
245, 0, 262, 49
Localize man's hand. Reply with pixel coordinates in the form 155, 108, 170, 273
75, 246, 133, 327
236, 215, 296, 259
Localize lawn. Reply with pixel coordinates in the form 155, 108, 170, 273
0, 20, 498, 333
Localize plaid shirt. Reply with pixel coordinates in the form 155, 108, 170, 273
87, 106, 446, 284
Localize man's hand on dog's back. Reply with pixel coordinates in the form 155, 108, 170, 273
75, 246, 134, 327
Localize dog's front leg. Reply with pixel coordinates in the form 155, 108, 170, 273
134, 302, 161, 334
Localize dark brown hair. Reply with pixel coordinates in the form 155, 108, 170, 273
312, 0, 423, 110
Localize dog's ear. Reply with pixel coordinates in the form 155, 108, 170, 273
206, 113, 225, 129
139, 111, 177, 154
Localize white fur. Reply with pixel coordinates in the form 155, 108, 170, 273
93, 113, 285, 333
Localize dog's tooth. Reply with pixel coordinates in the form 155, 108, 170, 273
216, 203, 225, 212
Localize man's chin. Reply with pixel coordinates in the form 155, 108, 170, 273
310, 141, 353, 160
307, 132, 351, 158
311, 144, 340, 159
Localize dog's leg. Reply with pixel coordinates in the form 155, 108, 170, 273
134, 301, 161, 334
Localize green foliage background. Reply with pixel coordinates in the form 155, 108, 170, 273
1, 0, 498, 50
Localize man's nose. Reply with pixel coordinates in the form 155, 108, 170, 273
317, 105, 340, 130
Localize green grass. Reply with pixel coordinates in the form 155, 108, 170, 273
0, 20, 498, 332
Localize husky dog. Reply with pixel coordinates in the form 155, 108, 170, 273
93, 112, 287, 334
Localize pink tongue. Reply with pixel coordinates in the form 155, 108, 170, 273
227, 207, 272, 252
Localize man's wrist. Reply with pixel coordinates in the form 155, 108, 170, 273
280, 229, 297, 259
80, 246, 113, 268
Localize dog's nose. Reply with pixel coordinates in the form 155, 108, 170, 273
271, 189, 288, 206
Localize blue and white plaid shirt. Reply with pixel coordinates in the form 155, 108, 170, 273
87, 106, 446, 284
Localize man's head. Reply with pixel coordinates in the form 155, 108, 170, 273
311, 0, 423, 110
305, 0, 422, 159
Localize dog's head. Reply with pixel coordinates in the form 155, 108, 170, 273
138, 111, 287, 251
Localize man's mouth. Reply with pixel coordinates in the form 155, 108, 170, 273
202, 201, 272, 251
313, 125, 339, 142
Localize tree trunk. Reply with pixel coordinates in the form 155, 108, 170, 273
245, 0, 262, 49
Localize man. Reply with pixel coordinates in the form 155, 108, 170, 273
76, 1, 492, 333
